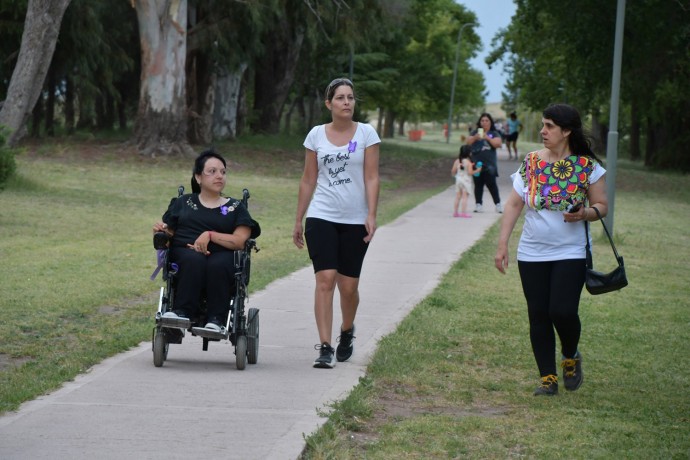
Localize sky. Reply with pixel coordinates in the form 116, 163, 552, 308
458, 0, 517, 103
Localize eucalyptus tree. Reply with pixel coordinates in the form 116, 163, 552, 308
185, 0, 265, 143
0, 0, 72, 146
132, 0, 192, 156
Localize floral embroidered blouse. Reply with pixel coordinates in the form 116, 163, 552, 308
511, 151, 606, 262
162, 193, 256, 251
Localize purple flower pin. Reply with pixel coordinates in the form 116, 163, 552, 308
348, 140, 357, 153
221, 206, 228, 215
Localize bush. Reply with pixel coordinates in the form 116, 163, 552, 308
0, 131, 17, 189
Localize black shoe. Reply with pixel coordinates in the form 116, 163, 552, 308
533, 375, 559, 396
313, 342, 336, 369
336, 325, 356, 362
562, 353, 584, 391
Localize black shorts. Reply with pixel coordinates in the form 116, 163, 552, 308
304, 217, 370, 278
507, 132, 519, 142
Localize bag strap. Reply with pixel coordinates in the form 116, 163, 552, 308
584, 206, 624, 269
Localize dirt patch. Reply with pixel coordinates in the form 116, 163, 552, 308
0, 354, 32, 372
97, 292, 159, 316
347, 383, 511, 449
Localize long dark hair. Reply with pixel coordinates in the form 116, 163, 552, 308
475, 112, 497, 132
459, 144, 471, 161
542, 103, 602, 163
191, 149, 226, 193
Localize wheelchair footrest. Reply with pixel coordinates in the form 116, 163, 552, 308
159, 317, 192, 329
191, 326, 227, 340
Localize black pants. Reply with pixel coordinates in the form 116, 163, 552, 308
473, 171, 501, 205
518, 259, 586, 377
170, 247, 235, 321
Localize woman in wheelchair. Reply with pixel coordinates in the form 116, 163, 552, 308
152, 149, 258, 332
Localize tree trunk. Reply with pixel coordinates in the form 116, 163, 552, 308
630, 100, 640, 161
251, 20, 304, 134
212, 64, 247, 141
133, 0, 193, 157
377, 107, 383, 134
186, 49, 215, 145
64, 75, 75, 134
0, 0, 71, 146
383, 108, 395, 138
45, 67, 55, 136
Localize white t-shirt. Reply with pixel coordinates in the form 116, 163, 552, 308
304, 122, 381, 224
512, 151, 606, 262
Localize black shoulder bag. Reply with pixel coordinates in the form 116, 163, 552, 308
584, 207, 628, 295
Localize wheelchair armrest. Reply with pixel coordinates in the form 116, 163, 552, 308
153, 232, 170, 250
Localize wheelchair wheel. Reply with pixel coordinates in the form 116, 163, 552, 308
247, 308, 259, 365
235, 335, 247, 370
153, 328, 168, 367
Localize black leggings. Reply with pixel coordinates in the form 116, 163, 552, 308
518, 259, 586, 377
473, 171, 501, 205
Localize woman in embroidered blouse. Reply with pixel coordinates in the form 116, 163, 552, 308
495, 103, 608, 396
293, 78, 381, 369
152, 150, 257, 332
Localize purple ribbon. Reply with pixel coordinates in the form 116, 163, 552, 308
150, 249, 166, 281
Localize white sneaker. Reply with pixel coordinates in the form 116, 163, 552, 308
474, 204, 483, 213
203, 322, 222, 332
496, 203, 503, 213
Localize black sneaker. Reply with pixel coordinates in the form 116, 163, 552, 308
562, 353, 583, 391
533, 374, 559, 396
336, 325, 356, 362
313, 342, 336, 369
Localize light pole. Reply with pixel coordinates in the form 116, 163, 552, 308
604, 0, 626, 234
446, 22, 475, 144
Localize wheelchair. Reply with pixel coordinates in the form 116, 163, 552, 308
151, 187, 261, 370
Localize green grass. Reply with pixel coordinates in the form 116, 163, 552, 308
0, 134, 450, 414
300, 153, 690, 458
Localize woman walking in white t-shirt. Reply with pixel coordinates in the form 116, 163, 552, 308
293, 78, 381, 368
495, 103, 608, 396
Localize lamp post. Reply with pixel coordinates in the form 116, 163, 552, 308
446, 22, 475, 144
604, 0, 626, 234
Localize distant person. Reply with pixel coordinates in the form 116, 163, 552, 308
451, 144, 481, 218
293, 78, 381, 369
506, 112, 523, 160
465, 112, 503, 213
495, 103, 608, 396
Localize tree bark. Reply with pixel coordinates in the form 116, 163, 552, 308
0, 0, 71, 146
133, 0, 193, 157
629, 100, 640, 161
212, 64, 247, 141
251, 18, 304, 134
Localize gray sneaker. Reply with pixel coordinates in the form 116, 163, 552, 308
313, 342, 336, 369
495, 202, 503, 213
533, 374, 559, 396
474, 204, 483, 213
562, 353, 583, 391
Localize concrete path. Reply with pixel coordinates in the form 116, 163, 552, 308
0, 155, 517, 460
